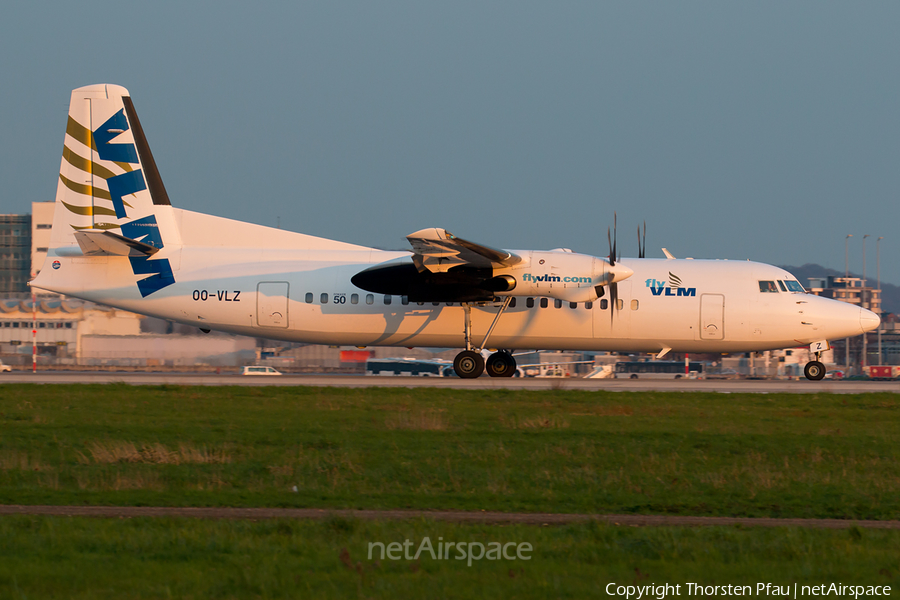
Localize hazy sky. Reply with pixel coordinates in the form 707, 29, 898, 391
3, 2, 898, 282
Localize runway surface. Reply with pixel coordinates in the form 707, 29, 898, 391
1, 371, 898, 393
0, 505, 897, 529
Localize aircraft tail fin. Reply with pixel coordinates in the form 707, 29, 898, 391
39, 84, 180, 296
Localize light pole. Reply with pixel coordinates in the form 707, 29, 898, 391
878, 236, 884, 365
845, 234, 852, 372
863, 235, 870, 371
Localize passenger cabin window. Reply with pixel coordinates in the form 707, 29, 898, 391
351, 294, 359, 304
600, 299, 608, 310
509, 298, 516, 308
585, 301, 593, 310
526, 298, 534, 308
540, 298, 548, 309
401, 296, 409, 305
554, 299, 562, 309
320, 293, 329, 303
305, 293, 313, 303
569, 302, 577, 309
366, 294, 374, 305
758, 281, 778, 293
631, 299, 639, 310
384, 295, 392, 305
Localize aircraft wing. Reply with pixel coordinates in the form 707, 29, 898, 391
406, 228, 521, 273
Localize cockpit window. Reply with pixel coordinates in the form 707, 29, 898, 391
758, 281, 779, 293
784, 280, 805, 293
778, 280, 787, 292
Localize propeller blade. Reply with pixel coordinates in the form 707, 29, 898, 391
637, 221, 647, 259
641, 221, 646, 259
607, 227, 614, 267
613, 212, 617, 265
609, 281, 618, 325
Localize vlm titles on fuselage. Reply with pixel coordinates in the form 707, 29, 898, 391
31, 84, 880, 380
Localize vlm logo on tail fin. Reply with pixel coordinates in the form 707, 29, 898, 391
47, 84, 176, 297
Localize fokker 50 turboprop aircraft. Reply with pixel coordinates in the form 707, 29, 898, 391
31, 84, 880, 380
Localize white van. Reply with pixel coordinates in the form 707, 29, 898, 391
241, 366, 282, 376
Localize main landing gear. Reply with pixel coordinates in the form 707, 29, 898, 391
453, 298, 517, 379
803, 350, 826, 381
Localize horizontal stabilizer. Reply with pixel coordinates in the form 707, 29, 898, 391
74, 230, 160, 257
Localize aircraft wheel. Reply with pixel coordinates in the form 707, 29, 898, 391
454, 351, 485, 379
630, 374, 638, 379
486, 351, 517, 378
804, 361, 826, 381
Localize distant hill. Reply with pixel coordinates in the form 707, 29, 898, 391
780, 263, 898, 315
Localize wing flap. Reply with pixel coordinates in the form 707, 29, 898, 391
406, 228, 521, 273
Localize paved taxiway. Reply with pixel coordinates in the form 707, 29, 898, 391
2, 371, 897, 393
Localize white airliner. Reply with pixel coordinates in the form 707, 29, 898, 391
31, 84, 880, 380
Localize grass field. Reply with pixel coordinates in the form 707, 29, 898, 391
0, 515, 897, 599
2, 384, 899, 596
1, 384, 898, 519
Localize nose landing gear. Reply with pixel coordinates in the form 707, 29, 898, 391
803, 349, 826, 381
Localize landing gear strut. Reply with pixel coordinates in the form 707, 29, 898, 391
453, 298, 517, 378
804, 351, 826, 381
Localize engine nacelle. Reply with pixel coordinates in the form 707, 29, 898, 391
495, 251, 613, 303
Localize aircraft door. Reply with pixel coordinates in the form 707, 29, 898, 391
699, 294, 725, 340
257, 282, 289, 328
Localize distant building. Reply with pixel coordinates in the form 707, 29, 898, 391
0, 298, 142, 362
806, 275, 881, 314
0, 214, 32, 295
31, 202, 54, 280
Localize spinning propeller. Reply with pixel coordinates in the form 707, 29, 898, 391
637, 221, 646, 259
604, 213, 635, 324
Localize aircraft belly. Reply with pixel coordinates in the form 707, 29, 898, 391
292, 301, 594, 348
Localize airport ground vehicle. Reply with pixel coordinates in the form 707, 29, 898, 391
863, 365, 900, 380
0, 363, 11, 373
614, 360, 703, 379
365, 358, 448, 377
241, 366, 282, 376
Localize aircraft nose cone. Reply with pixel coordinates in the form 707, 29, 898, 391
860, 307, 880, 333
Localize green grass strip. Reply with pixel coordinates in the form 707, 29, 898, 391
0, 384, 898, 519
0, 516, 897, 598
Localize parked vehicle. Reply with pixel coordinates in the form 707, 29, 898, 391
366, 358, 449, 377
241, 366, 282, 376
614, 360, 704, 379
863, 365, 899, 380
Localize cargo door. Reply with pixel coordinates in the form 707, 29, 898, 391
257, 282, 289, 328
